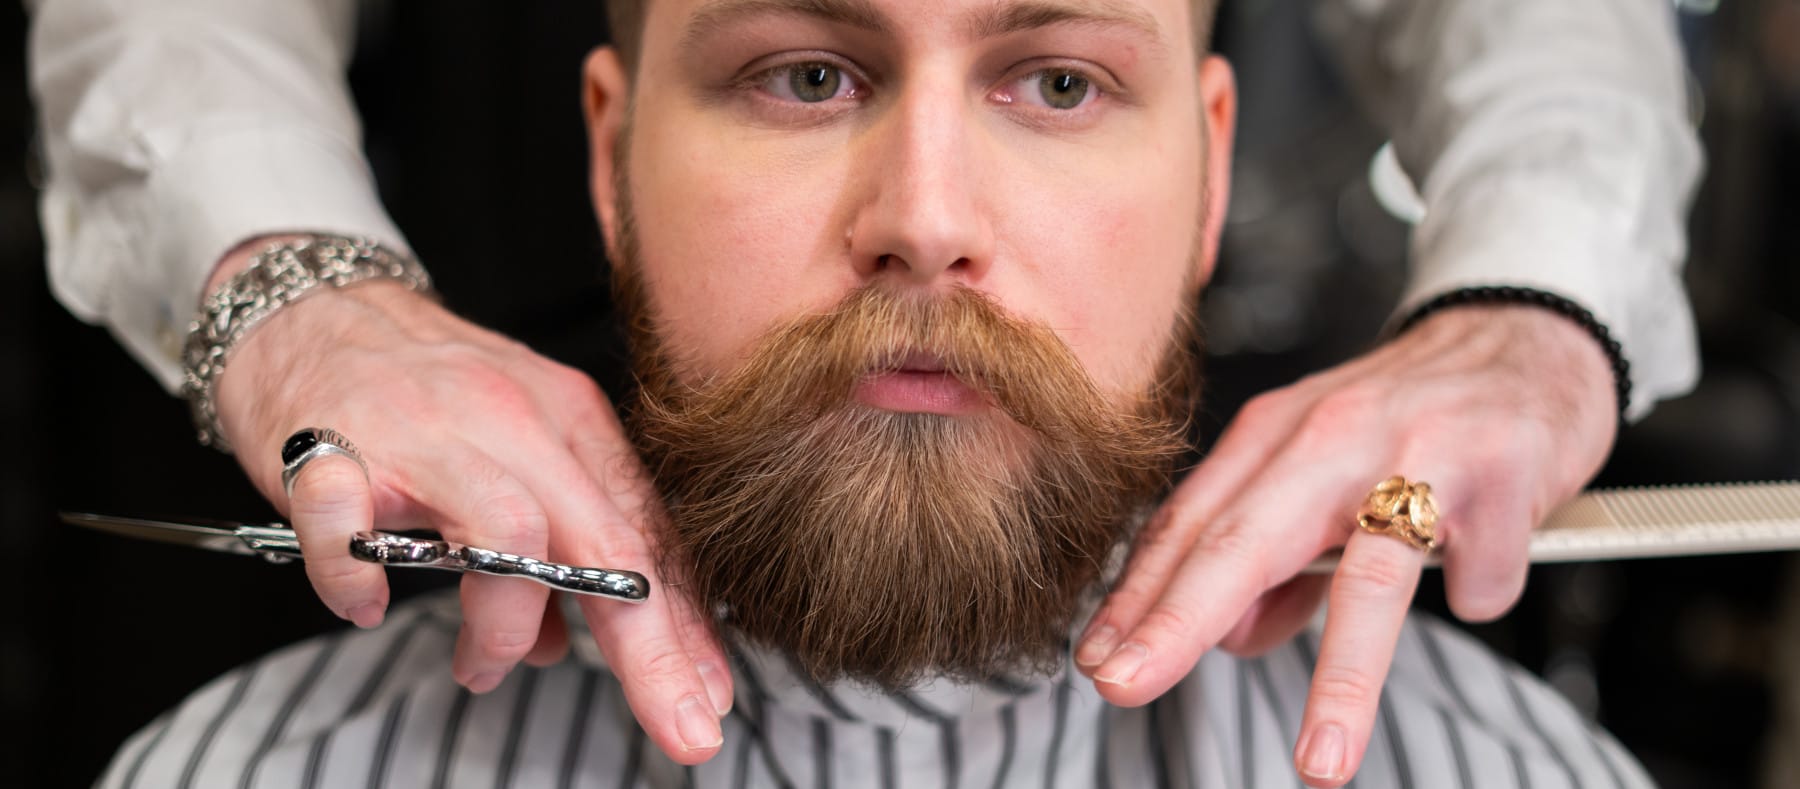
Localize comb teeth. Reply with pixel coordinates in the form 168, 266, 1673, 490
1532, 481, 1800, 563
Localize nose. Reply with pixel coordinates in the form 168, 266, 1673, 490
846, 84, 995, 287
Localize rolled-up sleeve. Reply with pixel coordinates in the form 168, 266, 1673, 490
29, 0, 409, 391
1317, 0, 1704, 421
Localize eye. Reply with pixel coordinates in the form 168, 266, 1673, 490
762, 62, 860, 104
994, 66, 1105, 112
1034, 70, 1093, 110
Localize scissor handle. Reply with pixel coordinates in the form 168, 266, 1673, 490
349, 531, 650, 603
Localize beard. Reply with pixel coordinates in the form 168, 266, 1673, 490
609, 184, 1201, 691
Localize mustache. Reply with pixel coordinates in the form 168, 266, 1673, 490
641, 284, 1179, 452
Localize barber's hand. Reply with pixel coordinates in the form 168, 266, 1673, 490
209, 238, 730, 765
1072, 305, 1618, 787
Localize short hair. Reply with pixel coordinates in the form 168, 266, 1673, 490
604, 1, 1219, 72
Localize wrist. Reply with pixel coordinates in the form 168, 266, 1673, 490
1398, 287, 1629, 421
184, 235, 433, 451
205, 234, 318, 297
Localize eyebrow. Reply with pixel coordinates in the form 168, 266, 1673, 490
681, 0, 1167, 51
683, 0, 893, 49
962, 0, 1163, 45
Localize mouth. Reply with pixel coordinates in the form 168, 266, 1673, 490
852, 351, 988, 415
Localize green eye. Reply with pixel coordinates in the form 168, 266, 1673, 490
789, 64, 842, 103
1037, 71, 1091, 110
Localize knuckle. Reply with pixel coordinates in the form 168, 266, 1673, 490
631, 637, 699, 683
1235, 392, 1283, 427
476, 493, 550, 547
1124, 510, 1191, 565
1310, 664, 1380, 709
551, 365, 608, 405
306, 557, 375, 586
1452, 593, 1512, 624
471, 626, 539, 660
1193, 520, 1262, 568
289, 459, 368, 511
447, 450, 510, 491
1101, 580, 1156, 614
1136, 604, 1202, 643
307, 566, 382, 607
1190, 521, 1276, 592
1336, 549, 1416, 598
1450, 576, 1524, 623
451, 363, 540, 422
1295, 386, 1385, 448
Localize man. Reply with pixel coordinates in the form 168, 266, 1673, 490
67, 0, 1689, 786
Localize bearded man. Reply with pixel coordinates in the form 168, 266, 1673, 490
43, 0, 1697, 786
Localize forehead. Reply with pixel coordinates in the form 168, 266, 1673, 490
644, 0, 1193, 55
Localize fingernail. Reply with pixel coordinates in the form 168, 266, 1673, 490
346, 604, 385, 630
1094, 642, 1148, 686
676, 694, 724, 751
1298, 723, 1346, 781
697, 661, 733, 715
467, 672, 505, 694
1075, 624, 1119, 667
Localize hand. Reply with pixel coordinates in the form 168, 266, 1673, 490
209, 238, 731, 764
1071, 304, 1618, 787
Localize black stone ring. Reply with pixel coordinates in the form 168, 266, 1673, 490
280, 427, 368, 500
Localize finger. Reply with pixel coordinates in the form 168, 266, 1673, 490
404, 446, 552, 694
569, 540, 726, 765
1294, 526, 1425, 787
1075, 393, 1311, 671
1085, 460, 1367, 706
1218, 574, 1330, 657
525, 598, 571, 668
561, 424, 729, 765
566, 413, 732, 683
1440, 478, 1533, 622
285, 453, 389, 628
527, 415, 731, 714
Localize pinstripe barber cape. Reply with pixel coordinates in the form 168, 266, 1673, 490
102, 591, 1654, 788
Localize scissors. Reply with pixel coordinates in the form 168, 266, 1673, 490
60, 512, 650, 603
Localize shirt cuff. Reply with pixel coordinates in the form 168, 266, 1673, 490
48, 125, 409, 393
1394, 177, 1698, 423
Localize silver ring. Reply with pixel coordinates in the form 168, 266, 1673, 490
281, 427, 369, 499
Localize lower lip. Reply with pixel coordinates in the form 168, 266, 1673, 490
853, 370, 988, 415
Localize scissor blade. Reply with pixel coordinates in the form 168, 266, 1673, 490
59, 512, 262, 556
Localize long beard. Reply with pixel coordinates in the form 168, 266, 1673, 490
608, 168, 1200, 689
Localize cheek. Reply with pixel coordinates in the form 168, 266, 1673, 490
996, 156, 1201, 399
625, 110, 856, 374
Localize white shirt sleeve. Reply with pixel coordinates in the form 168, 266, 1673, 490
28, 0, 410, 392
1315, 0, 1704, 421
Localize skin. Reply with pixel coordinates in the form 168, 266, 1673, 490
603, 0, 1224, 399
209, 0, 1618, 782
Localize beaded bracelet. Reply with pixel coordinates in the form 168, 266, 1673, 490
1396, 286, 1631, 419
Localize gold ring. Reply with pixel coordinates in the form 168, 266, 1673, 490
1356, 475, 1439, 552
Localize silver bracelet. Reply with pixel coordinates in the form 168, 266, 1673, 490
180, 235, 433, 452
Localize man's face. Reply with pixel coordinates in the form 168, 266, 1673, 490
584, 0, 1235, 686
592, 0, 1233, 399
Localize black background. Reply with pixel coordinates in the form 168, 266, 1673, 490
3, 2, 1798, 787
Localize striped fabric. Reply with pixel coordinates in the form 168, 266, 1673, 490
100, 592, 1654, 789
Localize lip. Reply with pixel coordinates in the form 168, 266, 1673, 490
893, 351, 948, 373
853, 352, 987, 415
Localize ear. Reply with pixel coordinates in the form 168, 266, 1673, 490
583, 47, 632, 259
1192, 55, 1236, 288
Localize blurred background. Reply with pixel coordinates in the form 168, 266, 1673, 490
2, 1, 1797, 786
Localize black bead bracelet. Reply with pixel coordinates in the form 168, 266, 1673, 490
1396, 286, 1632, 419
